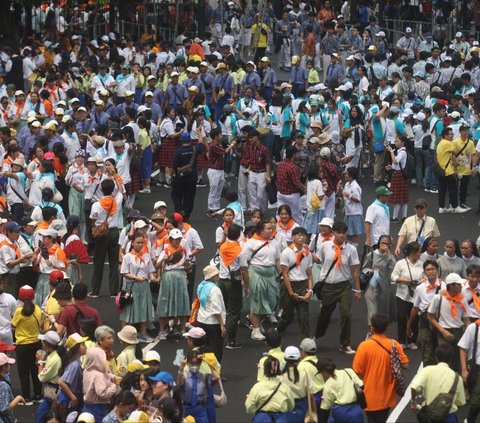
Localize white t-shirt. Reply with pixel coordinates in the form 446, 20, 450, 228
306, 179, 325, 213
365, 202, 390, 245
90, 194, 123, 229
343, 180, 363, 216
0, 293, 17, 344
458, 322, 480, 364
428, 293, 468, 329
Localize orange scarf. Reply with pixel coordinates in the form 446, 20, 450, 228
252, 233, 270, 243
444, 291, 466, 319
322, 232, 334, 242
278, 219, 296, 232
426, 281, 441, 292
165, 243, 186, 257
53, 156, 65, 176
469, 287, 480, 311
35, 220, 50, 232
181, 223, 191, 235
333, 242, 342, 269
88, 170, 102, 184
132, 249, 146, 263
0, 239, 20, 259
289, 243, 310, 267
271, 229, 278, 240
99, 196, 117, 217
219, 241, 242, 267
47, 243, 68, 268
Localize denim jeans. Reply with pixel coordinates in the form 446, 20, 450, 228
414, 148, 431, 188
424, 149, 438, 190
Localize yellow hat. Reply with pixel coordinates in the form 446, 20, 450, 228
184, 416, 196, 423
124, 410, 150, 423
216, 62, 227, 71
126, 360, 149, 373
65, 333, 88, 349
43, 121, 57, 131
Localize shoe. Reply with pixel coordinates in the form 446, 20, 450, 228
390, 218, 399, 223
411, 178, 416, 185
20, 399, 33, 406
424, 188, 432, 193
32, 395, 43, 404
408, 343, 418, 350
196, 182, 207, 188
206, 210, 218, 218
226, 341, 243, 350
460, 203, 472, 211
163, 183, 172, 189
269, 312, 278, 324
243, 316, 253, 330
251, 328, 266, 341
438, 208, 451, 214
138, 333, 155, 343
157, 331, 167, 341
147, 321, 156, 330
430, 189, 438, 194
453, 206, 468, 214
138, 187, 151, 194
88, 292, 99, 298
339, 345, 356, 355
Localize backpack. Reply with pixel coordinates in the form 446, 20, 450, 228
400, 150, 416, 180
417, 374, 459, 423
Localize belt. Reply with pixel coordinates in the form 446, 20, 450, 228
251, 169, 266, 173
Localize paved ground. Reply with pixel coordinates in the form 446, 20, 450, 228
11, 169, 480, 422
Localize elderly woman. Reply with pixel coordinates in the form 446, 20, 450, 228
438, 239, 466, 280
81, 346, 120, 422
94, 326, 117, 375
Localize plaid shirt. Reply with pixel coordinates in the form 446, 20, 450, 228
321, 159, 340, 196
208, 143, 225, 170
248, 143, 269, 173
240, 141, 252, 167
276, 159, 302, 195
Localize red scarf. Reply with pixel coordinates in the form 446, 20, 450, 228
165, 243, 186, 257
426, 281, 441, 292
322, 232, 333, 242
333, 242, 343, 269
252, 233, 270, 243
444, 291, 466, 319
289, 243, 310, 267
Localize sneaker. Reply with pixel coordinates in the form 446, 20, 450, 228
138, 333, 155, 343
157, 331, 167, 341
32, 395, 43, 404
460, 203, 472, 211
20, 399, 33, 406
88, 292, 99, 298
243, 316, 253, 330
438, 207, 451, 214
430, 189, 438, 194
138, 187, 151, 194
408, 343, 418, 350
453, 206, 468, 214
147, 321, 156, 330
339, 345, 356, 355
424, 188, 432, 193
226, 341, 243, 350
251, 328, 266, 341
163, 183, 172, 189
269, 312, 278, 324
196, 182, 207, 188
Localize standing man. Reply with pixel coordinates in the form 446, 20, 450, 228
461, 264, 480, 322
247, 130, 270, 213
289, 56, 308, 95
394, 199, 440, 256
314, 221, 362, 354
171, 130, 207, 219
353, 313, 409, 423
259, 57, 277, 104
395, 27, 417, 67
278, 227, 313, 339
364, 186, 392, 249
276, 145, 305, 224
428, 273, 471, 372
321, 22, 341, 82
89, 179, 122, 297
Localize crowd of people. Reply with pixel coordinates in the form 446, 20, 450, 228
0, 0, 479, 422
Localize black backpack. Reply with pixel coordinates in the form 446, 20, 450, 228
400, 151, 416, 180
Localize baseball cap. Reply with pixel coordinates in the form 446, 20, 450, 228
455, 31, 463, 38
65, 333, 89, 349
124, 411, 149, 423
319, 217, 334, 228
172, 212, 183, 223
182, 327, 206, 339
39, 331, 61, 346
147, 75, 156, 81
144, 91, 154, 97
151, 213, 164, 221
291, 55, 300, 64
144, 350, 161, 363
284, 346, 301, 360
76, 413, 95, 423
126, 360, 149, 373
133, 220, 148, 229
49, 270, 65, 282
0, 353, 15, 367
5, 221, 21, 233
445, 273, 465, 285
413, 112, 426, 121
153, 201, 167, 210
376, 186, 393, 196
18, 285, 34, 301
414, 198, 428, 207
169, 228, 183, 239
149, 371, 174, 386
299, 338, 317, 354
406, 27, 412, 33
14, 90, 25, 96
260, 56, 269, 63
43, 121, 57, 131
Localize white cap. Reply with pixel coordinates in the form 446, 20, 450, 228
144, 90, 154, 97
406, 27, 412, 33
402, 108, 414, 118
455, 31, 463, 38
169, 228, 183, 239
147, 75, 156, 81
133, 220, 148, 229
449, 111, 461, 119
413, 112, 426, 121
292, 55, 300, 64
54, 108, 64, 115
190, 67, 199, 74
143, 350, 161, 363
171, 71, 179, 77
444, 56, 452, 61
125, 90, 135, 97
77, 106, 87, 112
246, 61, 255, 66
318, 217, 334, 228
376, 31, 386, 37
137, 105, 150, 114
31, 121, 41, 128
94, 100, 105, 107
284, 346, 301, 360
70, 98, 80, 104
154, 201, 167, 210
346, 55, 356, 61
445, 273, 465, 285
99, 89, 109, 97
244, 107, 253, 115
14, 90, 25, 96
101, 35, 109, 43
344, 81, 353, 90
200, 61, 209, 67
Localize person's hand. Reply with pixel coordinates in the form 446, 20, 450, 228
354, 291, 362, 302
289, 292, 300, 301
48, 314, 56, 324
244, 286, 250, 298
385, 164, 392, 171
220, 324, 226, 337
266, 174, 271, 183
70, 396, 78, 408
394, 246, 401, 256
14, 395, 25, 405
303, 290, 313, 301
179, 357, 187, 371
462, 368, 469, 385
45, 259, 52, 267
442, 329, 455, 342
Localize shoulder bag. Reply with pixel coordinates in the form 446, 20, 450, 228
371, 338, 407, 396
344, 369, 367, 409
417, 373, 459, 423
92, 200, 113, 239
257, 382, 281, 413
312, 257, 338, 300
247, 241, 269, 265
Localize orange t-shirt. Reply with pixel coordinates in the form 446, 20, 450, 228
352, 334, 409, 412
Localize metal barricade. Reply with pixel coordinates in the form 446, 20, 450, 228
382, 19, 433, 45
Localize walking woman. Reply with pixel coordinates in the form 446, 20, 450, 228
240, 219, 281, 341
11, 285, 43, 404
391, 241, 423, 348
341, 105, 364, 170
156, 228, 191, 340
245, 356, 295, 422
438, 239, 466, 280
362, 235, 396, 334
120, 232, 156, 343
316, 357, 364, 423
386, 135, 409, 223
65, 149, 86, 242
302, 164, 325, 235
343, 167, 363, 247
137, 116, 153, 194
159, 107, 183, 188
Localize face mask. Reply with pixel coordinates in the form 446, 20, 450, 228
190, 365, 200, 374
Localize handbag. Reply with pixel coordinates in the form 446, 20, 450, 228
43, 383, 59, 401
92, 200, 113, 239
304, 373, 319, 423
344, 369, 367, 409
189, 297, 200, 326
214, 378, 228, 408
310, 181, 322, 211
312, 258, 337, 300
52, 190, 63, 203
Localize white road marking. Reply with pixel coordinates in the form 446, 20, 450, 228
387, 362, 423, 423
142, 339, 159, 353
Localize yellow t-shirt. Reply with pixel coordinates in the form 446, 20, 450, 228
251, 24, 269, 48
42, 290, 63, 332
12, 305, 42, 345
453, 137, 476, 175
436, 139, 455, 176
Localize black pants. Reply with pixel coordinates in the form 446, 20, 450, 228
396, 297, 417, 345
438, 174, 458, 208
171, 180, 196, 219
254, 47, 266, 64
18, 266, 38, 290
218, 277, 243, 343
16, 341, 42, 399
186, 263, 196, 306
273, 135, 282, 163
91, 228, 120, 296
198, 322, 224, 363
459, 174, 470, 205
366, 408, 390, 423
10, 203, 24, 224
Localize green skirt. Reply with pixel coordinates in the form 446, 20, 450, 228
68, 188, 85, 221
34, 273, 50, 307
156, 269, 190, 318
120, 278, 154, 323
249, 265, 278, 315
